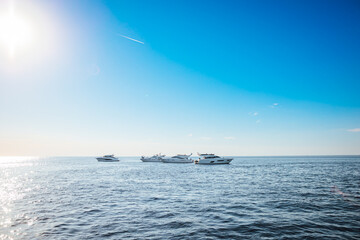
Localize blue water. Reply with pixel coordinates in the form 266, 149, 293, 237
1, 156, 360, 239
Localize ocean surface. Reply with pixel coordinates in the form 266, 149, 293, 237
0, 156, 359, 240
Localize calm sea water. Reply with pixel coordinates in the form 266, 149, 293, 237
0, 156, 359, 239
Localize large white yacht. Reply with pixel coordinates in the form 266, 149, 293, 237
194, 153, 233, 165
140, 154, 165, 162
96, 155, 120, 162
161, 154, 193, 163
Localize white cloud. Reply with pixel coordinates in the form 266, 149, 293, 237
249, 112, 259, 117
347, 128, 360, 132
270, 103, 279, 108
188, 133, 193, 137
249, 112, 261, 123
224, 136, 235, 140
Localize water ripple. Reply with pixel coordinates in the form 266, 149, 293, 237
0, 156, 360, 239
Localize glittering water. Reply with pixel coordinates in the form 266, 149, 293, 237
1, 156, 360, 239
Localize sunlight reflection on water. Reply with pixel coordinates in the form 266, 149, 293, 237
0, 156, 39, 165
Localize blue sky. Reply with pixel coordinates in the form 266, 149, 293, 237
0, 0, 359, 156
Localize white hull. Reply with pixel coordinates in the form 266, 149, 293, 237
97, 158, 119, 162
195, 158, 232, 165
162, 158, 193, 163
141, 158, 162, 162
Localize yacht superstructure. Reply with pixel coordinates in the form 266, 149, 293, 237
161, 154, 193, 163
141, 154, 165, 162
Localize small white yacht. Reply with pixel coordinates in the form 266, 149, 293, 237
194, 153, 233, 165
162, 153, 193, 163
140, 154, 165, 162
96, 155, 119, 162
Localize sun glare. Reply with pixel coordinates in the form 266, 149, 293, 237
0, 4, 32, 57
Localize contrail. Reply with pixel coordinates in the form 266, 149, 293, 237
118, 34, 144, 44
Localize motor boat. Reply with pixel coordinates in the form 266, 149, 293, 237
140, 153, 165, 162
96, 155, 119, 162
161, 153, 193, 163
194, 153, 232, 165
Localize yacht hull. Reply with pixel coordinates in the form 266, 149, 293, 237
162, 159, 193, 163
195, 158, 232, 165
141, 159, 162, 162
97, 158, 119, 162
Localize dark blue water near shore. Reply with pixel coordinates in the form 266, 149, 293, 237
1, 156, 360, 239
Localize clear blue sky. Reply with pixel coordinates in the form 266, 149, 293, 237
0, 0, 359, 156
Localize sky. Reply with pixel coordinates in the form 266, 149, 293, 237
0, 0, 359, 156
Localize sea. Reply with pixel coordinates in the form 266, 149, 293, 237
0, 156, 359, 240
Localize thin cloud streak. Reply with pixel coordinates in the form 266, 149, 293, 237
347, 128, 360, 132
118, 34, 144, 44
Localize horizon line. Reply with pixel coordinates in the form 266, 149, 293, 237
1, 154, 360, 158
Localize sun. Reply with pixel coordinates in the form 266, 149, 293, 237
0, 5, 32, 57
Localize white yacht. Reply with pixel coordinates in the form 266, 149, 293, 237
162, 153, 193, 163
96, 155, 119, 162
194, 153, 233, 165
140, 154, 165, 162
